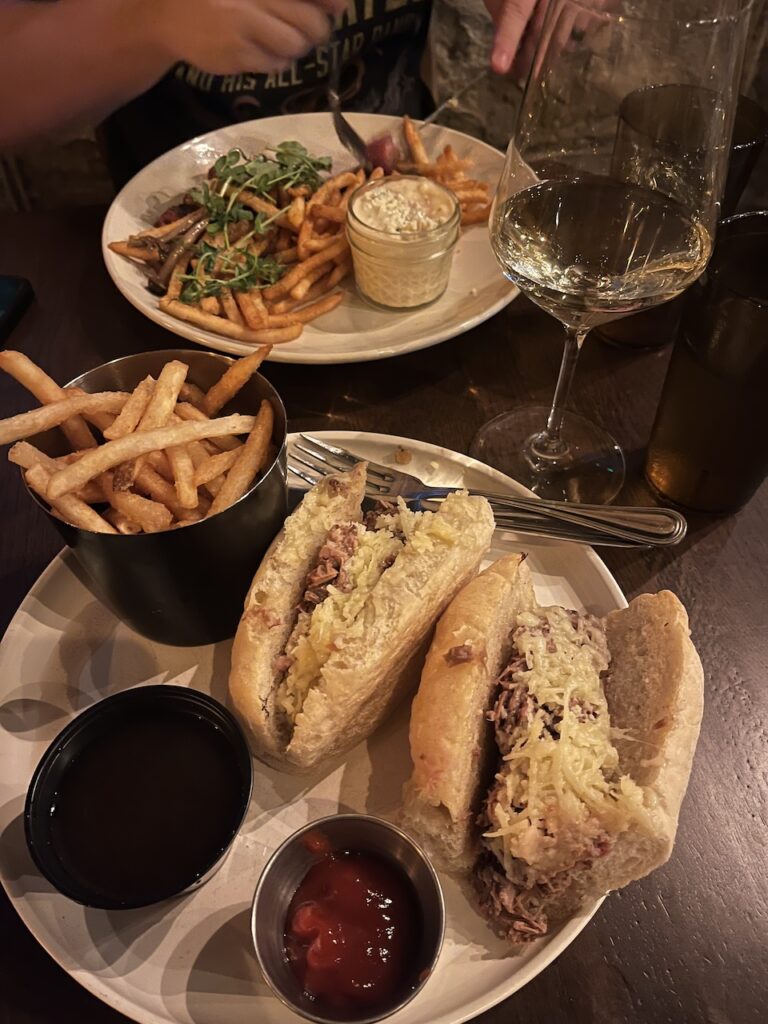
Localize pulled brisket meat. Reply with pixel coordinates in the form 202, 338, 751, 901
299, 523, 359, 613
473, 608, 612, 942
473, 852, 548, 940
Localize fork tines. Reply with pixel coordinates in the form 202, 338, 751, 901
298, 434, 395, 484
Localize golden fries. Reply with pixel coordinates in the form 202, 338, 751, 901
0, 392, 129, 446
0, 350, 98, 450
202, 346, 271, 415
192, 448, 240, 488
0, 343, 290, 541
209, 400, 274, 515
403, 115, 429, 166
46, 415, 255, 500
103, 376, 155, 440
25, 464, 117, 534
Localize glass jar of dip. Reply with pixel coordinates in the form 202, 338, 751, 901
346, 176, 460, 310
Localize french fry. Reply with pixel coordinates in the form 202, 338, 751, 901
304, 233, 345, 254
369, 167, 385, 181
200, 295, 223, 316
328, 258, 352, 287
263, 237, 349, 301
7, 441, 103, 504
291, 262, 333, 301
451, 188, 491, 204
101, 472, 174, 533
46, 415, 256, 500
166, 443, 198, 509
403, 115, 429, 165
134, 464, 209, 520
209, 400, 274, 515
248, 238, 269, 258
137, 360, 189, 431
0, 392, 128, 446
0, 350, 97, 450
202, 347, 271, 416
165, 251, 192, 302
25, 464, 117, 534
192, 447, 240, 488
234, 289, 268, 329
112, 460, 137, 491
276, 247, 299, 265
311, 204, 347, 223
287, 196, 306, 230
461, 203, 492, 225
8, 440, 61, 473
104, 508, 142, 535
146, 449, 176, 479
174, 403, 242, 452
269, 274, 333, 314
220, 288, 245, 325
159, 298, 302, 345
178, 382, 206, 409
267, 291, 344, 326
102, 376, 155, 440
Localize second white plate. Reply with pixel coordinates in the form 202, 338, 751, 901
102, 113, 518, 365
0, 433, 625, 1024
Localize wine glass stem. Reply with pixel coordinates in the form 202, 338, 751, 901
539, 325, 589, 456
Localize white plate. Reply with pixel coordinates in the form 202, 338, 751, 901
0, 433, 625, 1024
102, 113, 517, 365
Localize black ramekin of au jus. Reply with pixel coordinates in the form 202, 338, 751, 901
24, 349, 287, 646
25, 685, 253, 910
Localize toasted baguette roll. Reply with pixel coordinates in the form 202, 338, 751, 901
403, 555, 537, 868
403, 555, 704, 944
229, 466, 495, 772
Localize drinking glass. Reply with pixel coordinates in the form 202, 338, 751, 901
645, 210, 768, 513
471, 0, 752, 502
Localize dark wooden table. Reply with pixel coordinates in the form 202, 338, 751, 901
1, 208, 766, 1024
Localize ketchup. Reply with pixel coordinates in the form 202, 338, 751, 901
283, 849, 420, 1013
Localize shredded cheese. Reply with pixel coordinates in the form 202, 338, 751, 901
484, 606, 651, 874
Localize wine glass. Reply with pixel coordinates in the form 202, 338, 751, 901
471, 0, 752, 503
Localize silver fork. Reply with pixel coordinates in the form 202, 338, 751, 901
288, 434, 688, 548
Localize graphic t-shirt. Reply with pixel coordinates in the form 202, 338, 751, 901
102, 0, 433, 186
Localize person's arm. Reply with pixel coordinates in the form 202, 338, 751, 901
0, 0, 344, 149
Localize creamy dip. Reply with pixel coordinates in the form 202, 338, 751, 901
347, 177, 460, 309
352, 178, 456, 234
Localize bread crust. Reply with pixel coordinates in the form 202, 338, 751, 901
402, 565, 704, 937
402, 555, 536, 867
230, 475, 496, 772
229, 463, 366, 764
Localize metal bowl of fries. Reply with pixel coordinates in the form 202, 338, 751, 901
10, 348, 287, 647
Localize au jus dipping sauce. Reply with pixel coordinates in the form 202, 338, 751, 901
43, 701, 249, 907
283, 845, 422, 1015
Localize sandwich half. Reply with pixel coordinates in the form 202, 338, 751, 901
403, 554, 704, 943
230, 464, 495, 771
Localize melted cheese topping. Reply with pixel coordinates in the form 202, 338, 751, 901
276, 499, 461, 722
484, 606, 650, 877
276, 524, 402, 718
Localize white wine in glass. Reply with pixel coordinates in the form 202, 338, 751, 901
471, 0, 752, 502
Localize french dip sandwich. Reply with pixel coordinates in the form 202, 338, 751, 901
403, 554, 704, 944
229, 464, 495, 771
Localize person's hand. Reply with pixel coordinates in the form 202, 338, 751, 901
483, 0, 540, 76
157, 0, 347, 75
